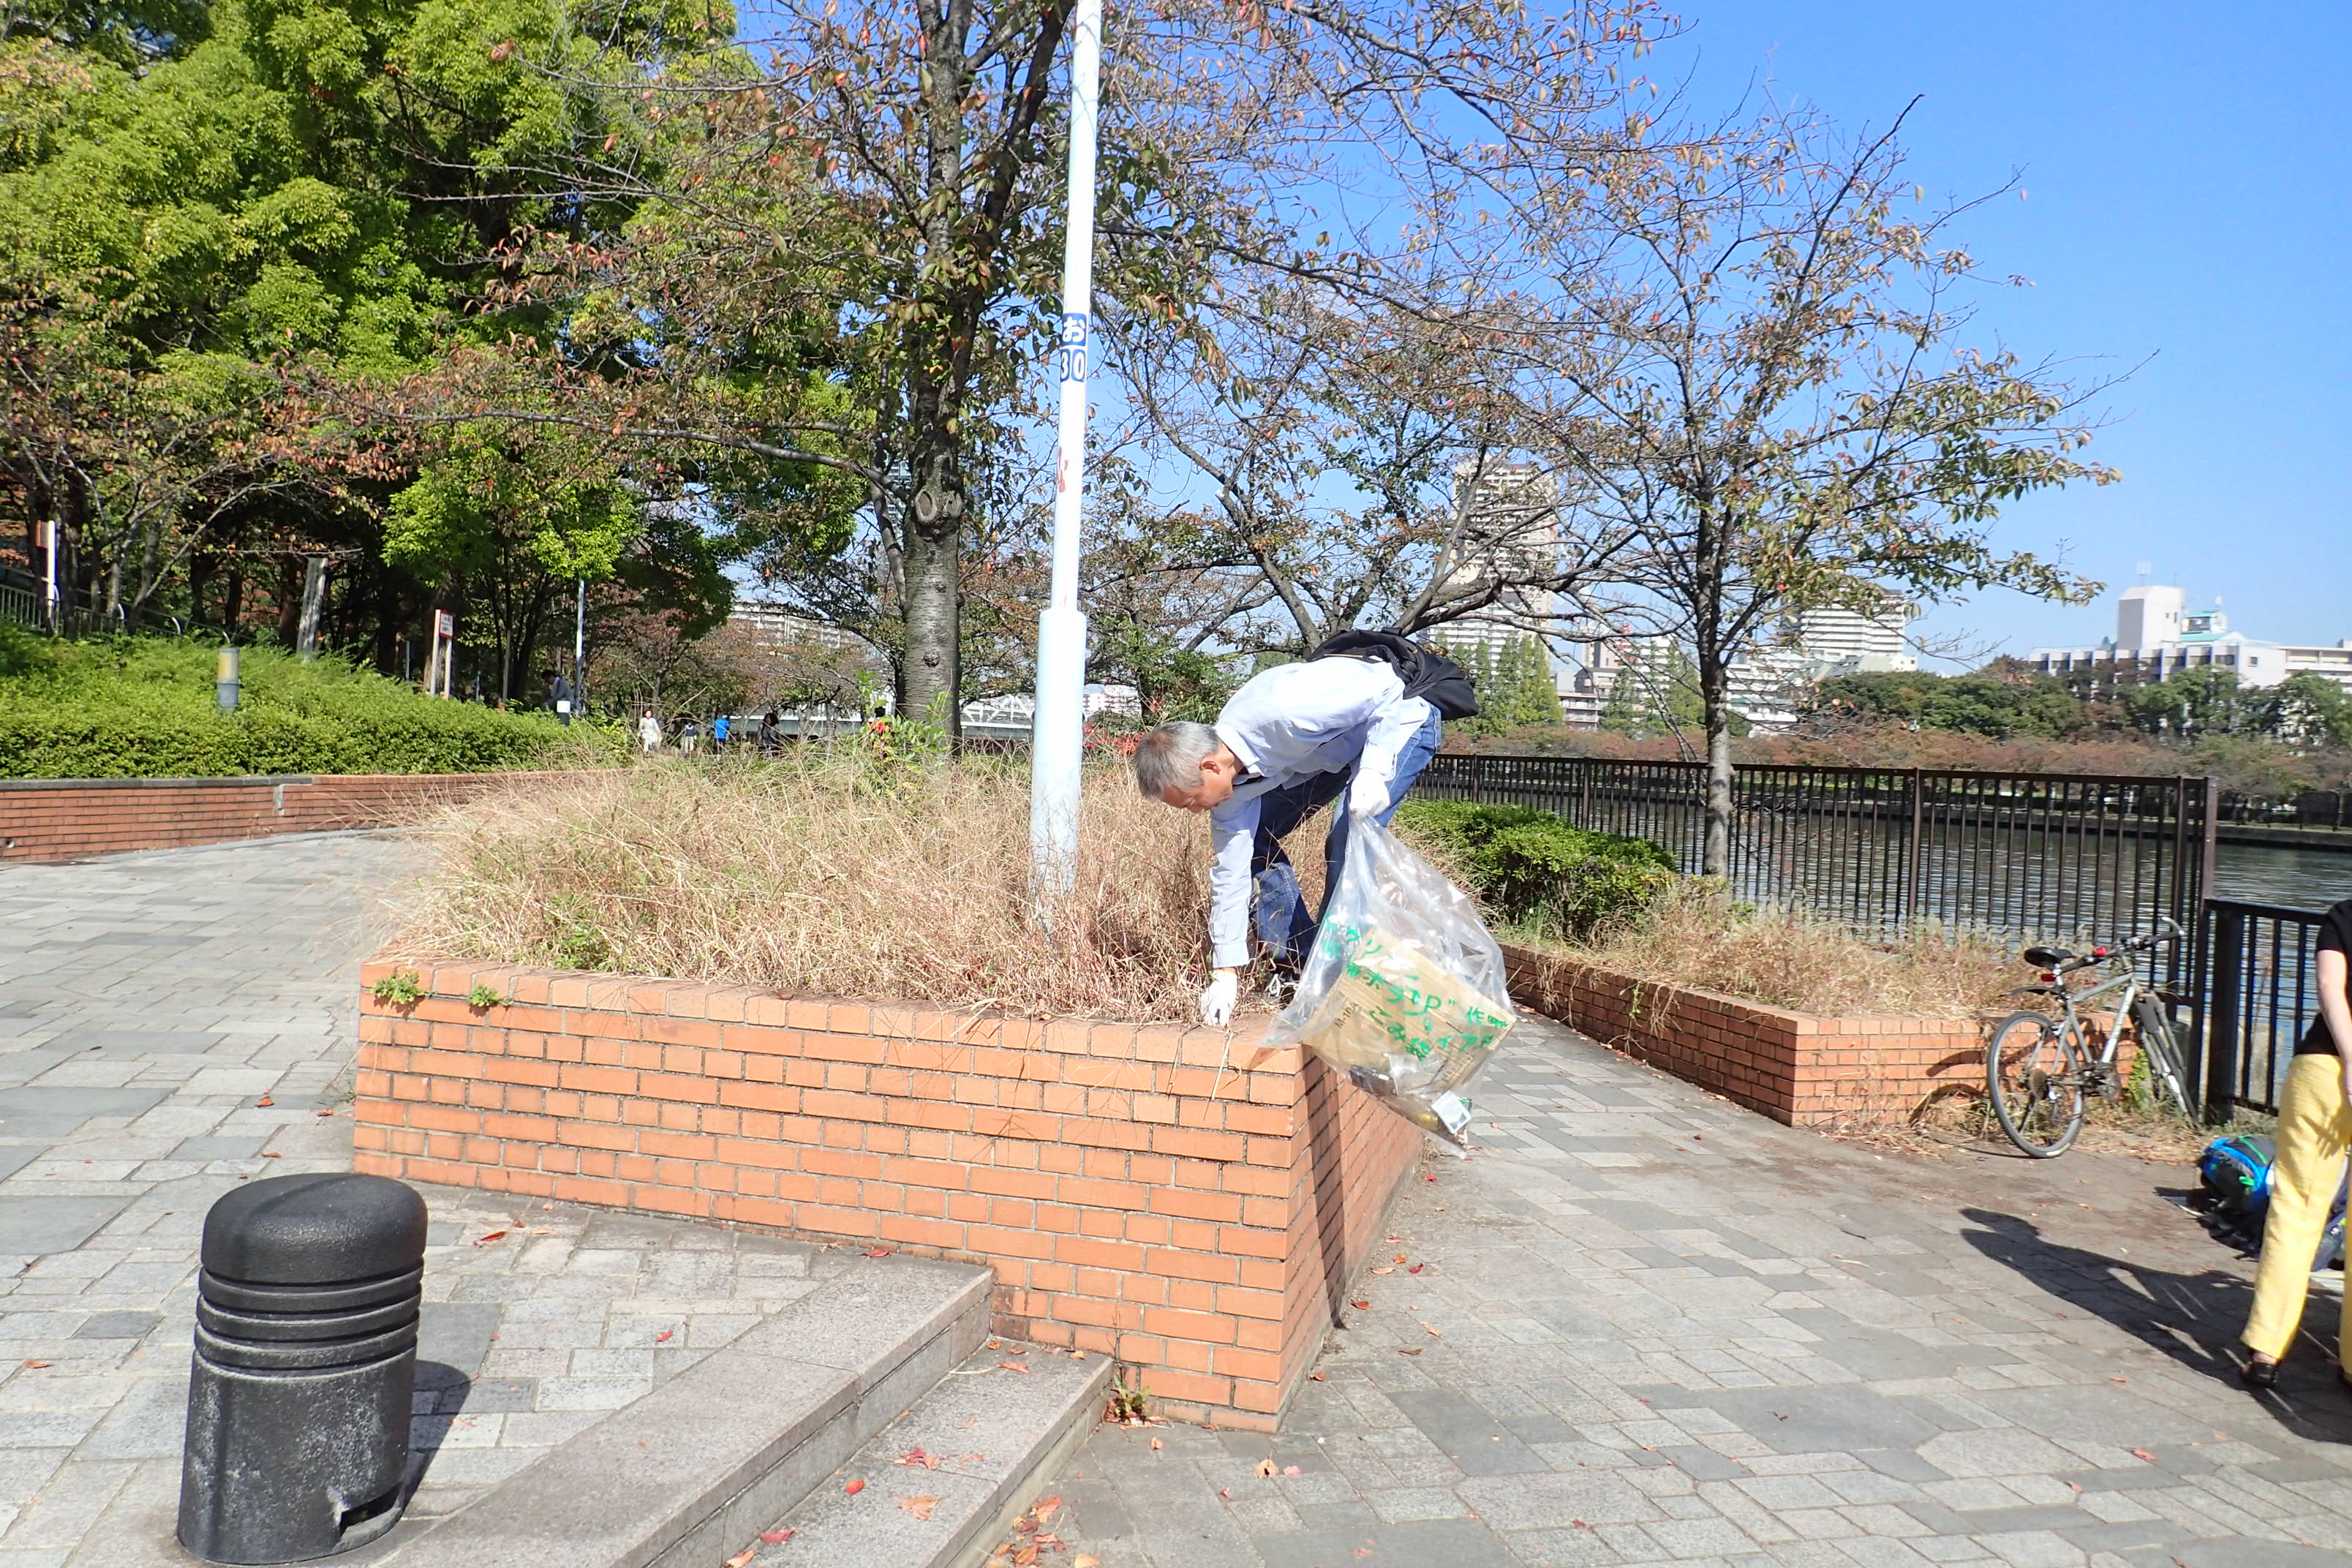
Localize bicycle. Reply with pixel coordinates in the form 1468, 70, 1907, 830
1983, 917, 2196, 1158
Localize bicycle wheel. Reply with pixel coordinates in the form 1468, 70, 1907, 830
1986, 1011, 2087, 1158
2130, 998, 2195, 1116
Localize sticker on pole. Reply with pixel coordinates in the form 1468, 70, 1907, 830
1264, 818, 1515, 1150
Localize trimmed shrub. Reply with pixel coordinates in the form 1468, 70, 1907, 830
0, 627, 625, 778
1391, 799, 1676, 938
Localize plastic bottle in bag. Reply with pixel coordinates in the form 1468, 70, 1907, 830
1264, 815, 1517, 1149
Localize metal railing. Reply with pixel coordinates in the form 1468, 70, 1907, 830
2202, 900, 2329, 1117
1416, 756, 2214, 980
2217, 791, 2352, 834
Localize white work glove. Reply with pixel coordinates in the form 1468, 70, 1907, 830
1199, 971, 1239, 1028
1349, 779, 1390, 820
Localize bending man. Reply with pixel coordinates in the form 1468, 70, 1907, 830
1132, 653, 1445, 1026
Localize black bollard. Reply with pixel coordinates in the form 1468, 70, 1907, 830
178, 1173, 429, 1565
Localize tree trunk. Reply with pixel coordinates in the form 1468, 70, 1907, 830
1699, 657, 1733, 878
900, 521, 960, 728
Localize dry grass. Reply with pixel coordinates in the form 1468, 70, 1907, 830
387, 757, 1281, 1024
1548, 881, 2024, 1019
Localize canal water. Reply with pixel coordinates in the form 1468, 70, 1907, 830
2212, 843, 2352, 911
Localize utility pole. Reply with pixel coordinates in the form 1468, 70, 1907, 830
41, 515, 58, 632
1028, 0, 1103, 902
574, 578, 587, 710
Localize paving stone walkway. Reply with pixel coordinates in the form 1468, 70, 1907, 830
0, 834, 851, 1567
9, 833, 2350, 1568
1052, 1022, 2352, 1568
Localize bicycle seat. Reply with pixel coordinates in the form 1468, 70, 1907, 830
2021, 946, 2075, 968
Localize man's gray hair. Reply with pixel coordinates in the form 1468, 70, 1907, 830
1133, 721, 1219, 797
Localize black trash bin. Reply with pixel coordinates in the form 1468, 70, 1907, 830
178, 1173, 429, 1565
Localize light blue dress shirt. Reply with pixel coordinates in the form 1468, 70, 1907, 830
1204, 659, 1435, 969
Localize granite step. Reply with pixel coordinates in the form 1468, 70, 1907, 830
740, 1339, 1109, 1568
361, 1250, 995, 1568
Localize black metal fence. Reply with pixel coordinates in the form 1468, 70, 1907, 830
2218, 791, 2352, 834
2202, 901, 2328, 1117
1416, 756, 2215, 987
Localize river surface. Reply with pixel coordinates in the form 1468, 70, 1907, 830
2211, 842, 2352, 911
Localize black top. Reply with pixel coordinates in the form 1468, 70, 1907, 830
201, 1173, 427, 1284
2295, 897, 2352, 1056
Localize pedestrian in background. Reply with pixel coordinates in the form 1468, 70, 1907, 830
2241, 894, 2352, 1387
637, 706, 661, 754
712, 713, 731, 750
758, 710, 783, 755
680, 716, 701, 754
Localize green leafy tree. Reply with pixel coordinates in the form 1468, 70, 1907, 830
2253, 671, 2352, 751
1811, 668, 2086, 739
2123, 667, 2245, 740
385, 422, 637, 698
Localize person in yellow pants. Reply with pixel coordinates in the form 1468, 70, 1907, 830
2242, 896, 2352, 1387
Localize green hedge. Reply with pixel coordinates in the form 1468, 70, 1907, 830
1392, 799, 1676, 939
0, 627, 625, 779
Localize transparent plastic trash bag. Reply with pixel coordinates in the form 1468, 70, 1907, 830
1264, 815, 1517, 1150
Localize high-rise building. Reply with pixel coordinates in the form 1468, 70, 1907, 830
1429, 461, 1561, 663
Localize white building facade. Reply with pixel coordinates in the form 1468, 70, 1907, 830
2025, 586, 2350, 694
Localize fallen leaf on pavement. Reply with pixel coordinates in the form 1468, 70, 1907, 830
1255, 1458, 1277, 1478
759, 1529, 794, 1545
1397, 1347, 1422, 1356
864, 1247, 892, 1257
22, 1360, 50, 1369
315, 1109, 333, 1117
1393, 1252, 1406, 1262
1422, 1323, 1442, 1337
473, 1231, 507, 1245
998, 1362, 1032, 1374
1282, 1465, 1300, 1476
257, 1096, 273, 1107
1350, 1300, 1370, 1311
844, 1478, 865, 1495
1150, 1437, 1163, 1451
1308, 1372, 1325, 1382
1075, 1557, 1099, 1567
897, 1447, 938, 1469
900, 1495, 938, 1520
1572, 1518, 1590, 1529
2130, 1449, 2155, 1461
260, 1151, 281, 1158
1354, 1550, 1374, 1558
1408, 1264, 1425, 1274
1032, 1498, 1060, 1525
654, 1329, 674, 1343
1014, 1547, 1040, 1567
1371, 1267, 1394, 1275
724, 1549, 755, 1568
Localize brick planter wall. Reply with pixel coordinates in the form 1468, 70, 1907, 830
0, 772, 576, 863
350, 961, 1428, 1430
1502, 944, 1986, 1126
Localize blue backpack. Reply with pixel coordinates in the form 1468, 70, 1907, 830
2198, 1134, 2345, 1268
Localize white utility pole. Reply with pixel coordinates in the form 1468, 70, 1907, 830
574, 578, 587, 705
1028, 0, 1104, 901
41, 516, 58, 630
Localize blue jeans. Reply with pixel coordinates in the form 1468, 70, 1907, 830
1251, 708, 1444, 971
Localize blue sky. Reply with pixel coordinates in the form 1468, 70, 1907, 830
1654, 1, 2352, 664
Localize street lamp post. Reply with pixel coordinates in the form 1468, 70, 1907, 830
1029, 0, 1104, 903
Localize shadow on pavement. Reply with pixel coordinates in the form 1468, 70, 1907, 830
404, 1360, 473, 1501
1959, 1207, 2352, 1446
